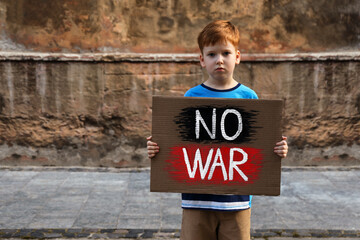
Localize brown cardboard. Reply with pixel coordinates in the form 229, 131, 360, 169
150, 96, 283, 196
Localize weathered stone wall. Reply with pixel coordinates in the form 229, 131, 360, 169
0, 54, 359, 167
0, 57, 201, 167
1, 0, 359, 53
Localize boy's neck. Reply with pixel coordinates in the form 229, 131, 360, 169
203, 78, 238, 90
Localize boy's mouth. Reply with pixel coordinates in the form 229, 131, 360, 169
215, 67, 225, 72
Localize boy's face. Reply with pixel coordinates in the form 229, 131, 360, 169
200, 41, 241, 83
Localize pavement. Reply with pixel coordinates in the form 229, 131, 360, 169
0, 166, 359, 239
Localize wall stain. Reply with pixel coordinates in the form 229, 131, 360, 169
1, 0, 359, 53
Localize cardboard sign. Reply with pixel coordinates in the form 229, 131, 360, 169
150, 96, 283, 196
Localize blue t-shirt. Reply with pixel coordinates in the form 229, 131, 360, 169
182, 82, 258, 211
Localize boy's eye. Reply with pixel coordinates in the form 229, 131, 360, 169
208, 53, 215, 57
223, 51, 231, 56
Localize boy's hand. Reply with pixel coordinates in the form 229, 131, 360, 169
274, 136, 288, 158
147, 136, 159, 159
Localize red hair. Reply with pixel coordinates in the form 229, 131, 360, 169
197, 20, 240, 53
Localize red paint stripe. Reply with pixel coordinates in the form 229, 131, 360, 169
165, 144, 263, 186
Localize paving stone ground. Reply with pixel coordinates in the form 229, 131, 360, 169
0, 167, 359, 239
2, 238, 358, 240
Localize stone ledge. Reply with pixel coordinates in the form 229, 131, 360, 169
0, 228, 358, 239
0, 51, 359, 62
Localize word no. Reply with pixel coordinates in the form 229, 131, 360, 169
196, 108, 242, 141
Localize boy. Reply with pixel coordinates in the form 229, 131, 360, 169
147, 20, 288, 240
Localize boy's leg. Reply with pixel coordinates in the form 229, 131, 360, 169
217, 208, 251, 240
180, 209, 218, 240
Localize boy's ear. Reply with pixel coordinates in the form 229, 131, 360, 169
235, 50, 241, 64
199, 54, 206, 67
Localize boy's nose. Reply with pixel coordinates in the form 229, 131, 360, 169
216, 55, 224, 64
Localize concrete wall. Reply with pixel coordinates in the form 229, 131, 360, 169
0, 0, 359, 167
0, 54, 359, 167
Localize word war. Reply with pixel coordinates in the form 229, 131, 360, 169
167, 145, 263, 185
183, 147, 248, 181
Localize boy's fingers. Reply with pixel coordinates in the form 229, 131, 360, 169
147, 145, 159, 150
146, 136, 159, 159
276, 140, 287, 146
274, 151, 287, 157
148, 148, 159, 153
274, 144, 288, 150
274, 146, 286, 151
276, 136, 288, 145
148, 151, 159, 158
147, 141, 158, 146
275, 144, 288, 156
276, 147, 288, 152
